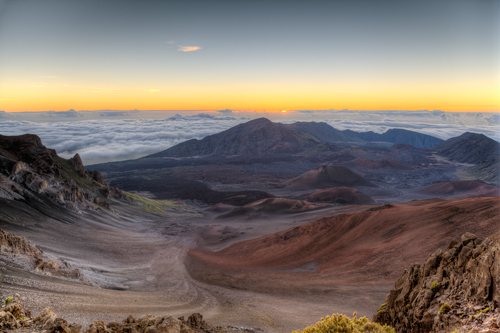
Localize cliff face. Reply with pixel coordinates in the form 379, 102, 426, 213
374, 232, 500, 333
0, 134, 126, 212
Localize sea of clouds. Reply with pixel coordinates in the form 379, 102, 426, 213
0, 114, 248, 165
0, 111, 498, 165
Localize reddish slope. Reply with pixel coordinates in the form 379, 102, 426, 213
416, 180, 500, 198
285, 165, 376, 189
307, 187, 376, 205
218, 198, 328, 219
187, 197, 500, 293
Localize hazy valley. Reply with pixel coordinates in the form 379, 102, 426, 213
0, 117, 499, 333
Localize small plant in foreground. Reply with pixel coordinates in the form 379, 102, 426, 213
440, 303, 451, 314
4, 297, 13, 306
293, 312, 395, 333
430, 282, 441, 291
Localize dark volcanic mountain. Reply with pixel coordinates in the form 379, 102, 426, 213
433, 132, 499, 164
280, 121, 361, 144
146, 118, 320, 158
342, 128, 443, 148
433, 132, 500, 184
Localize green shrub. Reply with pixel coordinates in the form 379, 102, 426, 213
440, 303, 451, 314
430, 282, 441, 291
476, 307, 490, 314
293, 312, 395, 333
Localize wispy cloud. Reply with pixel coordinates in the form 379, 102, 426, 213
167, 41, 201, 52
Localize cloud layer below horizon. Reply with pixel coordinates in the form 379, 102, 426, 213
0, 113, 498, 165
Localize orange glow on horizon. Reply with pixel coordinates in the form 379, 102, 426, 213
0, 79, 498, 113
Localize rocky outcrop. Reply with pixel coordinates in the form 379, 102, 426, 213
0, 134, 130, 212
0, 229, 41, 256
69, 153, 86, 178
0, 294, 33, 330
1, 228, 81, 280
0, 296, 255, 333
374, 232, 500, 333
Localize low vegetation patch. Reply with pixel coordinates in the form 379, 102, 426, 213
124, 192, 199, 216
293, 313, 395, 333
440, 303, 451, 314
430, 282, 441, 291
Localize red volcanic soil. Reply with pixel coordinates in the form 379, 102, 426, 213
307, 187, 376, 205
284, 165, 376, 189
416, 180, 500, 198
342, 158, 411, 172
187, 197, 500, 295
218, 198, 328, 219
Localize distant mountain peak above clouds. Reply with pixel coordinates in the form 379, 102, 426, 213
145, 117, 320, 158
144, 118, 446, 158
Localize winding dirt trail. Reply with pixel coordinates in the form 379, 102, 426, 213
0, 201, 371, 332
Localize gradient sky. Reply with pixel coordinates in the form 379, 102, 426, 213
0, 0, 498, 112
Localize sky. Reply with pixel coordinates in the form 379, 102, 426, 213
0, 0, 499, 112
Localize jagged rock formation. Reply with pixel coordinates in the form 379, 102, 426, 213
0, 228, 40, 256
374, 232, 500, 333
0, 296, 256, 333
0, 134, 128, 212
0, 229, 81, 279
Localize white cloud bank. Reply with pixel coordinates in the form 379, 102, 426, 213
0, 114, 247, 165
0, 111, 498, 165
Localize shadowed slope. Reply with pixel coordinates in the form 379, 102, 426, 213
217, 198, 329, 219
146, 118, 320, 158
433, 132, 499, 184
433, 132, 499, 164
415, 180, 500, 198
280, 122, 360, 144
285, 165, 376, 189
341, 158, 412, 172
307, 187, 376, 205
342, 129, 443, 148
